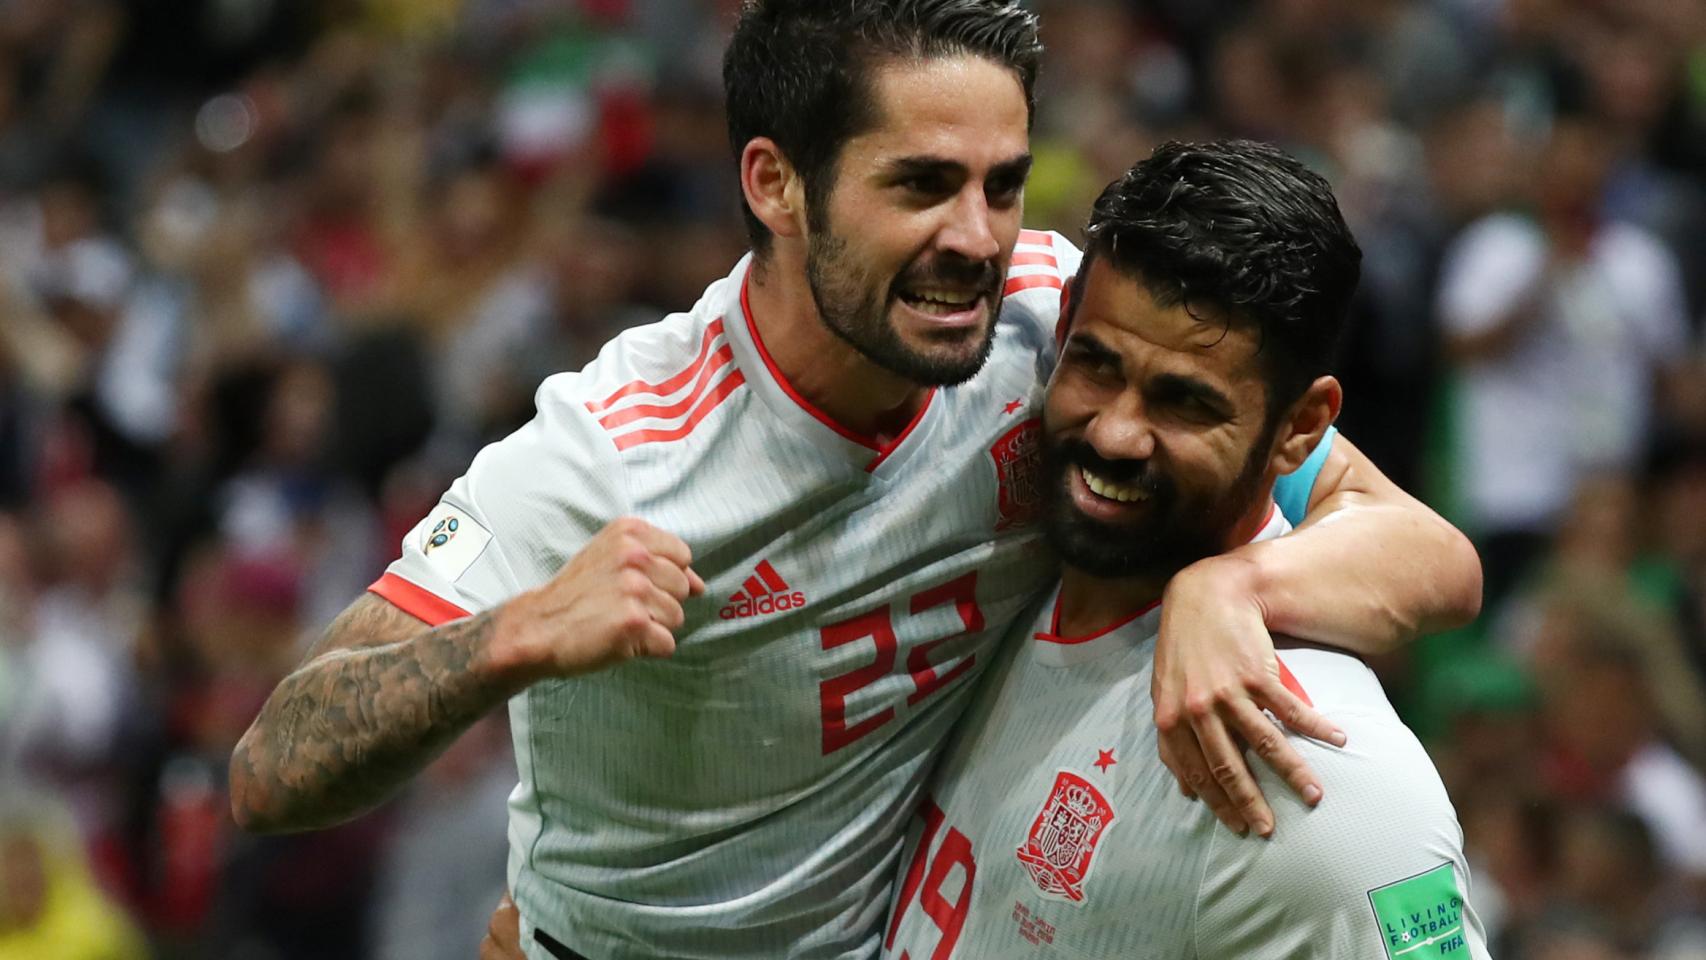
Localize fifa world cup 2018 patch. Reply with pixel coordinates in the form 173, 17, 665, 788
415, 505, 493, 582
1368, 863, 1469, 958
1015, 770, 1116, 904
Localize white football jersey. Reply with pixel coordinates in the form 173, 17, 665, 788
370, 233, 1330, 959
882, 508, 1491, 960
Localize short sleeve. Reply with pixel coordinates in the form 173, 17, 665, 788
1437, 215, 1546, 338
1193, 710, 1492, 960
1272, 426, 1336, 526
369, 374, 628, 625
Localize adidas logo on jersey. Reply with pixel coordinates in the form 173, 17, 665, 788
719, 560, 806, 620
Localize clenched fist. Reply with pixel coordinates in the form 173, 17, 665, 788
485, 517, 706, 685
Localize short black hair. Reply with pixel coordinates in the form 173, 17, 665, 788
723, 0, 1042, 256
1067, 140, 1362, 416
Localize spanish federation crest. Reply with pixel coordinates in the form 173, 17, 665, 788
1016, 771, 1117, 903
989, 417, 1042, 531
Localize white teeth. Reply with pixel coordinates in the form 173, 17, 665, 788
908, 288, 977, 307
1081, 466, 1147, 503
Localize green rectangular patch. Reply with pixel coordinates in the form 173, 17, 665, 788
1367, 863, 1469, 958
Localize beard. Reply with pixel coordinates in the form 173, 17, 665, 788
1040, 432, 1274, 580
804, 228, 1002, 387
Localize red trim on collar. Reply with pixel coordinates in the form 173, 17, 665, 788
1034, 595, 1162, 646
739, 267, 936, 471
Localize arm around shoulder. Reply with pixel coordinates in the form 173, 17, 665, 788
1242, 433, 1482, 654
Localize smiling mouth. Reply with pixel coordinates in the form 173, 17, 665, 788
897, 286, 986, 317
1079, 465, 1149, 504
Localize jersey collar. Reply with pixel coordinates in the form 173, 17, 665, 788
720, 256, 939, 476
1031, 500, 1287, 668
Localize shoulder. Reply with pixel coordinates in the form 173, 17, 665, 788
1597, 222, 1681, 280
1203, 652, 1464, 902
996, 229, 1079, 350
1452, 212, 1541, 252
542, 276, 748, 460
1194, 689, 1479, 956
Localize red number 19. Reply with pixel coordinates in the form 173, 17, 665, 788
886, 796, 976, 960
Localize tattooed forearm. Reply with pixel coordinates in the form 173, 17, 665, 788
229, 598, 516, 833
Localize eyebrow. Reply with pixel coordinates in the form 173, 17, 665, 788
1151, 371, 1234, 412
1065, 331, 1121, 365
1069, 333, 1236, 411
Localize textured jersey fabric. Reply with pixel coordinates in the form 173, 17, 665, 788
884, 509, 1490, 960
369, 234, 1333, 958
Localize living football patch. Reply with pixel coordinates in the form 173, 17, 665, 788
1367, 863, 1469, 958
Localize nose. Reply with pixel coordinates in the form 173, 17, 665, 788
937, 186, 1001, 264
1083, 389, 1156, 463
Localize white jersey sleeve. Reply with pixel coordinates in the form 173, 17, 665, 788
1194, 648, 1491, 960
370, 374, 628, 621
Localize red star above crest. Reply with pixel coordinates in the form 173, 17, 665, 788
1003, 398, 1025, 415
1093, 749, 1116, 773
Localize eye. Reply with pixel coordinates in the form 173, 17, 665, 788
1151, 385, 1225, 423
985, 173, 1026, 208
1063, 343, 1119, 380
898, 172, 951, 197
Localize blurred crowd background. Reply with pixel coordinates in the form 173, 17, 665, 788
0, 0, 1702, 958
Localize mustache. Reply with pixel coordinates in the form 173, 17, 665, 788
1049, 438, 1163, 494
892, 255, 1002, 298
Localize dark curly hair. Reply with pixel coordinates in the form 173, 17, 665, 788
1067, 139, 1362, 416
723, 0, 1042, 256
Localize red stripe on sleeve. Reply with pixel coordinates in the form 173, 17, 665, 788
1275, 656, 1313, 707
595, 346, 735, 430
1004, 274, 1064, 297
1018, 229, 1054, 245
1009, 251, 1059, 268
611, 370, 746, 450
368, 572, 472, 626
585, 319, 726, 413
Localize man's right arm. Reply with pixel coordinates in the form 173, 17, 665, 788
228, 594, 518, 833
229, 517, 703, 834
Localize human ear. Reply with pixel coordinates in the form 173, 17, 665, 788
740, 138, 807, 241
1268, 376, 1342, 475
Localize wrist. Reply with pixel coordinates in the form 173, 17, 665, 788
1169, 549, 1270, 622
478, 592, 550, 693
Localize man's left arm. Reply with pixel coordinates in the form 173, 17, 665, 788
1153, 434, 1482, 835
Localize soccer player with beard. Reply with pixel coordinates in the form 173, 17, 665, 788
883, 141, 1489, 960
230, 3, 1481, 958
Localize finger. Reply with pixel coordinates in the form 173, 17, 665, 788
1157, 738, 1195, 800
643, 587, 686, 631
646, 554, 693, 601
1255, 675, 1346, 747
1226, 697, 1322, 807
492, 893, 520, 947
621, 519, 693, 569
635, 620, 677, 658
1196, 709, 1275, 837
685, 566, 706, 597
1161, 726, 1246, 834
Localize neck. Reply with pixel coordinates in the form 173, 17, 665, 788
1056, 569, 1165, 638
1055, 493, 1276, 637
746, 253, 931, 443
